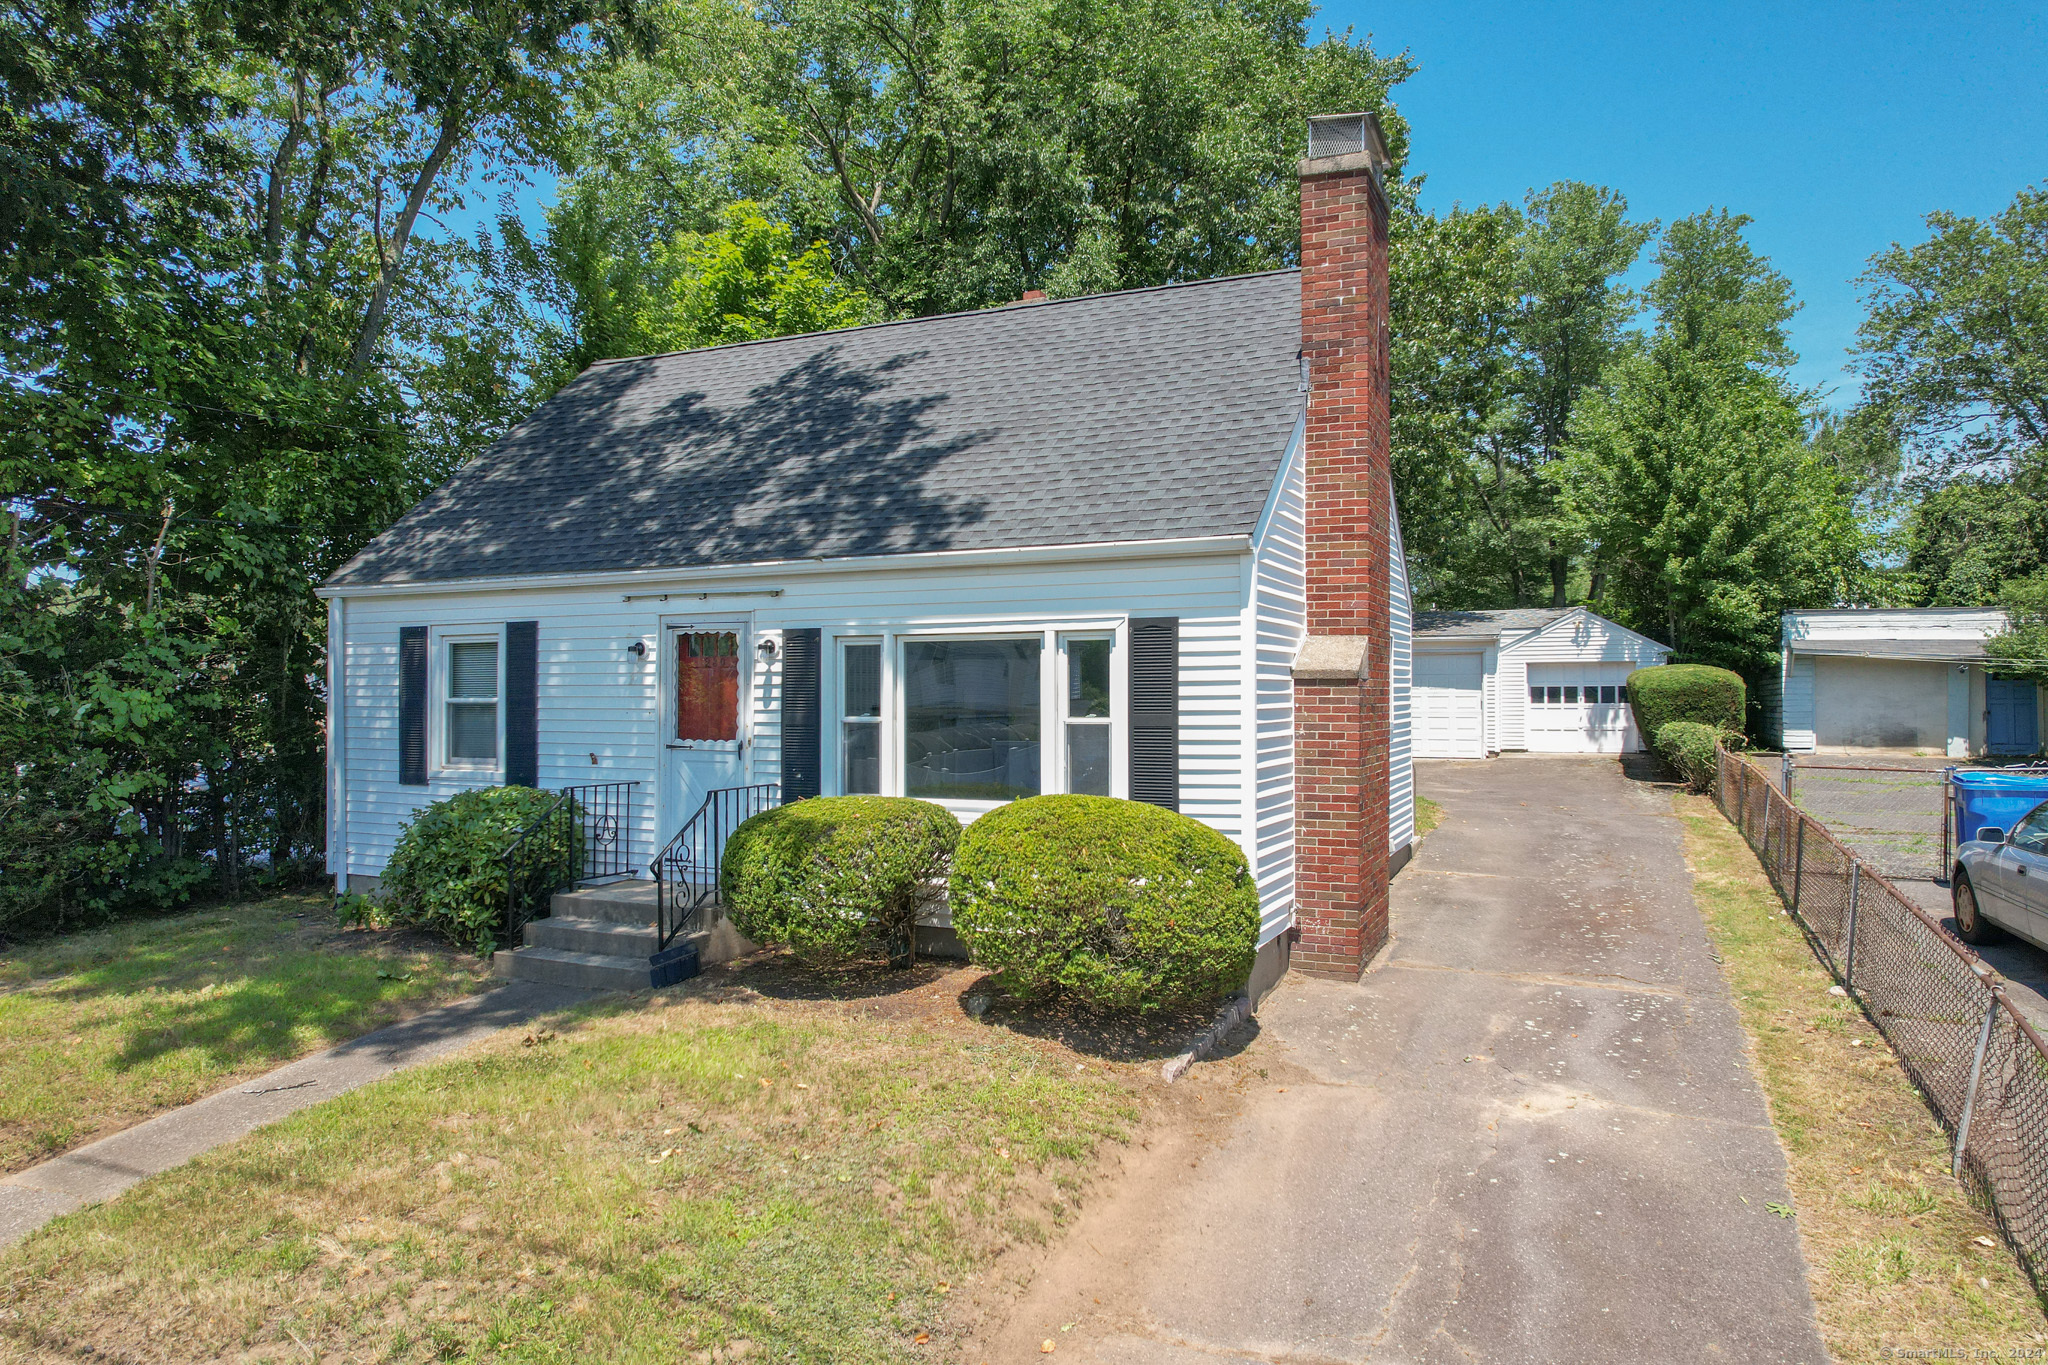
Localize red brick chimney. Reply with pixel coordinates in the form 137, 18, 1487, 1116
1290, 112, 1393, 981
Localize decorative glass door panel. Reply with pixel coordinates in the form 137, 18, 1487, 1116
661, 623, 748, 848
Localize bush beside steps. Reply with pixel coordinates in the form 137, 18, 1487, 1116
720, 796, 960, 967
380, 786, 578, 955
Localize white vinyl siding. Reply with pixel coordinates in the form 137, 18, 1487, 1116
1249, 420, 1306, 947
332, 547, 1252, 891
1387, 500, 1414, 856
1497, 611, 1670, 753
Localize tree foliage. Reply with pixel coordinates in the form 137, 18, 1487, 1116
1, 0, 647, 929
1388, 183, 1654, 607
1559, 211, 1865, 673
1856, 186, 2048, 476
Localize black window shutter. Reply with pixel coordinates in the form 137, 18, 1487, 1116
505, 621, 538, 788
781, 629, 823, 801
1128, 617, 1179, 810
398, 626, 428, 787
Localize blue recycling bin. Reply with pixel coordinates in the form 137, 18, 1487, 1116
1951, 769, 2048, 845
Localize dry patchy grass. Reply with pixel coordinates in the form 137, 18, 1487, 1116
0, 894, 490, 1173
0, 959, 1156, 1364
1413, 794, 1444, 838
1676, 792, 2048, 1360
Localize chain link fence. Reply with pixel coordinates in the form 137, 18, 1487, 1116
1773, 758, 1949, 881
1717, 748, 2048, 1294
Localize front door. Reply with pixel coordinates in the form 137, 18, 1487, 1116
660, 621, 750, 841
1988, 677, 2040, 756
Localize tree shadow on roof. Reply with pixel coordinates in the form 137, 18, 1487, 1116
342, 343, 992, 583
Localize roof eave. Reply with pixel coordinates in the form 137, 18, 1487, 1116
317, 532, 1253, 600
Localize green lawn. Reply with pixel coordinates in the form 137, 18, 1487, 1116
0, 967, 1141, 1364
1675, 794, 2046, 1359
0, 894, 490, 1173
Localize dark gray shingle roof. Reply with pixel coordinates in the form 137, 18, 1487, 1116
327, 270, 1304, 588
1412, 608, 1572, 638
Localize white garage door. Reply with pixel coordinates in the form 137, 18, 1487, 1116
1526, 662, 1642, 753
1414, 651, 1486, 758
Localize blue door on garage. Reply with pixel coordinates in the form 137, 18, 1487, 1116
1988, 677, 2040, 755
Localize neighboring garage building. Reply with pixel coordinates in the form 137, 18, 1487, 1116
1774, 608, 2042, 757
1410, 607, 1673, 758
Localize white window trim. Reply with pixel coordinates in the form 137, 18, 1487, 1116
1056, 631, 1124, 799
836, 635, 884, 795
430, 624, 506, 776
822, 623, 1128, 811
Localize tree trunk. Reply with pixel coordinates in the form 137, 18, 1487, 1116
345, 105, 465, 382
1549, 553, 1568, 608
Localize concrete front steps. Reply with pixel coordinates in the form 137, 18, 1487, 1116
490, 880, 757, 992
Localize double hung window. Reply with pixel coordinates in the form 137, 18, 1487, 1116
840, 641, 882, 793
1063, 638, 1113, 795
443, 638, 500, 766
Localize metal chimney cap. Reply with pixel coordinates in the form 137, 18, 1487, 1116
1305, 112, 1390, 166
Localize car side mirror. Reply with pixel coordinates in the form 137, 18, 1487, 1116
1978, 827, 2006, 845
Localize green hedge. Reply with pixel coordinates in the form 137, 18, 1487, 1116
949, 795, 1258, 1010
721, 797, 960, 966
1654, 721, 1724, 792
1627, 663, 1745, 742
381, 786, 579, 954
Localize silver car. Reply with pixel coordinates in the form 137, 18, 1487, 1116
1954, 799, 2048, 948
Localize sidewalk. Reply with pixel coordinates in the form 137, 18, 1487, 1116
978, 756, 1827, 1363
0, 979, 589, 1249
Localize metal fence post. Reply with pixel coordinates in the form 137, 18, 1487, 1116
1792, 817, 1806, 913
1782, 751, 1796, 804
1843, 863, 1861, 990
1954, 989, 2001, 1181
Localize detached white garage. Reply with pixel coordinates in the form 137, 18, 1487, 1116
1411, 607, 1672, 758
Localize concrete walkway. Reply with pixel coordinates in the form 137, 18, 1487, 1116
0, 979, 589, 1250
986, 756, 1826, 1364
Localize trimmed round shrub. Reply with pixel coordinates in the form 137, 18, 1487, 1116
1627, 663, 1746, 742
721, 797, 960, 966
1654, 720, 1725, 792
382, 786, 579, 954
950, 795, 1259, 1010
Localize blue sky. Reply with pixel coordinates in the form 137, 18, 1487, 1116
1335, 0, 2048, 403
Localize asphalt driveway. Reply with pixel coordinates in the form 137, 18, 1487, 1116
981, 755, 1825, 1364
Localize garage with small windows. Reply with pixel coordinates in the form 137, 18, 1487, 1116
1411, 608, 1672, 758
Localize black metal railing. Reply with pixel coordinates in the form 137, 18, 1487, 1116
566, 780, 640, 883
499, 781, 640, 949
651, 784, 779, 953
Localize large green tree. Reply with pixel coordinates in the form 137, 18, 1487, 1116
508, 0, 1413, 357
1560, 210, 1865, 673
0, 0, 648, 928
1387, 182, 1652, 607
1855, 186, 2048, 608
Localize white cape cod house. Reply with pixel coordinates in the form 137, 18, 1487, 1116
320, 112, 1416, 996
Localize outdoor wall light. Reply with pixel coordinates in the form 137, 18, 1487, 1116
628, 640, 648, 659
758, 637, 779, 661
